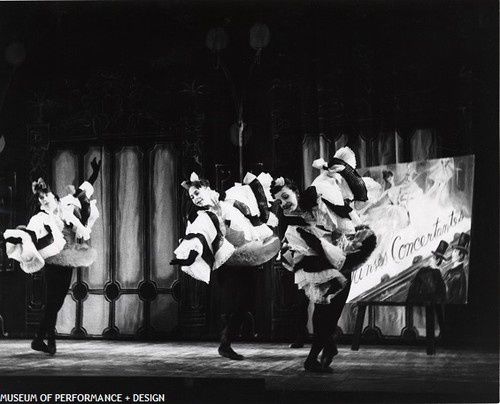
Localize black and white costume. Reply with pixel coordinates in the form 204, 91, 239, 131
172, 172, 279, 360
4, 161, 100, 355
276, 147, 378, 372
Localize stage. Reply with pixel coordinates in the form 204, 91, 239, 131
0, 340, 497, 403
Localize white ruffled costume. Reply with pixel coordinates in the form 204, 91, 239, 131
174, 208, 235, 284
173, 172, 280, 284
280, 210, 348, 304
311, 148, 382, 235
4, 181, 99, 273
281, 147, 379, 304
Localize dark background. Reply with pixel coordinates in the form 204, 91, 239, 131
0, 0, 497, 349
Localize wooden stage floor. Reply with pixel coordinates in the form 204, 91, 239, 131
0, 340, 497, 403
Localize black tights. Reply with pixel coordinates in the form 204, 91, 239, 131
293, 288, 310, 343
215, 265, 255, 345
37, 264, 73, 338
307, 280, 351, 361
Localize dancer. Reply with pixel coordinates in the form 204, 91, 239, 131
4, 158, 101, 355
171, 172, 279, 360
272, 147, 378, 373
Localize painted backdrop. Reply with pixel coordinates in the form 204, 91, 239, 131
348, 155, 474, 304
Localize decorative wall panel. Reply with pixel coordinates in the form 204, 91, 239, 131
115, 147, 144, 289
82, 295, 108, 335
150, 145, 178, 288
151, 294, 178, 334
115, 294, 142, 335
52, 150, 78, 198
51, 141, 180, 339
56, 296, 76, 334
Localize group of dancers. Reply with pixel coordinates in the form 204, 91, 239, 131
171, 147, 379, 372
3, 146, 383, 373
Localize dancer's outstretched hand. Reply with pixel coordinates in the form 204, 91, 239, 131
91, 157, 101, 172
88, 158, 102, 185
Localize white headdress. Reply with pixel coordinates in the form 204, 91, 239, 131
334, 146, 357, 169
312, 147, 357, 173
181, 172, 200, 190
273, 177, 285, 187
31, 178, 50, 194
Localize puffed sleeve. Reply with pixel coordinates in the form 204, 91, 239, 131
3, 212, 66, 273
172, 211, 235, 284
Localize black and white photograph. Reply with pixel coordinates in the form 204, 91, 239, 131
0, 0, 497, 403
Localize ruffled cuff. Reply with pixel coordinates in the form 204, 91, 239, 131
213, 239, 235, 269
86, 200, 100, 230
79, 181, 95, 198
3, 229, 45, 273
175, 239, 212, 284
174, 238, 203, 260
181, 261, 211, 284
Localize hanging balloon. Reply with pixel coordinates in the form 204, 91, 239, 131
249, 23, 270, 50
206, 27, 229, 51
249, 23, 270, 64
206, 27, 228, 69
5, 42, 26, 67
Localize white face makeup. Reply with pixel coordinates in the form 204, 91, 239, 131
38, 191, 58, 213
274, 186, 299, 214
188, 185, 213, 208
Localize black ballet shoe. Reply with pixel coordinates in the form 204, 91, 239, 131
304, 358, 333, 373
31, 338, 51, 354
320, 342, 338, 369
289, 341, 304, 349
47, 336, 56, 356
218, 344, 244, 360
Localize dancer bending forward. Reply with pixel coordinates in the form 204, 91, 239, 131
4, 159, 101, 355
171, 172, 279, 360
272, 147, 378, 372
